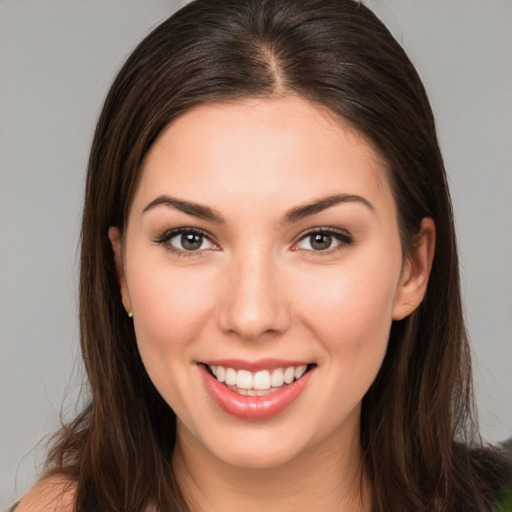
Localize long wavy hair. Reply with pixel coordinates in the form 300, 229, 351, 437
45, 0, 510, 510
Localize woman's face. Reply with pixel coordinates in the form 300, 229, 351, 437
110, 96, 432, 470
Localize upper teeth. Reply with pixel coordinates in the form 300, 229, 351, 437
208, 365, 308, 390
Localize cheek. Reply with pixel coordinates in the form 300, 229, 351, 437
296, 252, 401, 357
127, 258, 215, 366
126, 259, 219, 416
292, 256, 400, 424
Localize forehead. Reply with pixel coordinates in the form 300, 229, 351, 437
134, 96, 393, 216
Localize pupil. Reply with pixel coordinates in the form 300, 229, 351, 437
182, 233, 202, 250
311, 233, 331, 250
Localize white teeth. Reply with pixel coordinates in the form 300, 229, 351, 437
225, 367, 237, 386
208, 364, 310, 394
270, 368, 284, 387
253, 370, 271, 390
236, 369, 253, 389
295, 365, 307, 379
216, 365, 225, 383
284, 366, 295, 384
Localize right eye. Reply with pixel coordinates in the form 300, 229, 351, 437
155, 228, 216, 255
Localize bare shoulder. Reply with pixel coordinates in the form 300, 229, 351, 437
16, 475, 77, 512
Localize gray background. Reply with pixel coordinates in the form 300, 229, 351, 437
1, 0, 511, 507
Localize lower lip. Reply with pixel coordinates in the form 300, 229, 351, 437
199, 364, 314, 420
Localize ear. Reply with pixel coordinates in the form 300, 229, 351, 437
108, 226, 132, 315
392, 218, 436, 320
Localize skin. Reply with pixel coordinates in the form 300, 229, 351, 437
18, 96, 434, 512
109, 96, 435, 511
16, 477, 76, 512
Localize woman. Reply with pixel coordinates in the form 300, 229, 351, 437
15, 0, 511, 510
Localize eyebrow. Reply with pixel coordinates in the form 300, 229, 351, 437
282, 194, 375, 223
142, 195, 225, 223
142, 193, 374, 224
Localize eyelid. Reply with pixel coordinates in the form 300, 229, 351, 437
292, 227, 353, 253
153, 227, 219, 256
153, 226, 352, 256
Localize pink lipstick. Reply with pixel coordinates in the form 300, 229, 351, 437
199, 362, 315, 420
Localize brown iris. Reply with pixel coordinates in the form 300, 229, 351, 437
310, 233, 332, 250
181, 233, 203, 250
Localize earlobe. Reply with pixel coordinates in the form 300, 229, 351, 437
392, 218, 436, 320
108, 226, 132, 314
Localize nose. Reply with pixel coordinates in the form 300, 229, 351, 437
217, 250, 291, 340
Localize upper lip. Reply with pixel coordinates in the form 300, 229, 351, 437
199, 358, 312, 371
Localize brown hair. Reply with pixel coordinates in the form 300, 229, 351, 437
45, 0, 510, 510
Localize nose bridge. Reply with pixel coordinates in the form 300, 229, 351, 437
218, 245, 289, 339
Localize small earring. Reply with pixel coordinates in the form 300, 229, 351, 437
127, 312, 134, 319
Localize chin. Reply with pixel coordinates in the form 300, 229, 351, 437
213, 439, 308, 470
181, 416, 315, 471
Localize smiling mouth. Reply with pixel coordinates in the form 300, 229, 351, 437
205, 364, 314, 397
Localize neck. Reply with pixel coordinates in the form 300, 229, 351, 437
172, 422, 371, 512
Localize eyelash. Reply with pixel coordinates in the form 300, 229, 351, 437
154, 227, 217, 257
294, 227, 353, 254
154, 227, 353, 256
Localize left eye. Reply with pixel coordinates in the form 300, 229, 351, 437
160, 230, 215, 252
296, 230, 351, 252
